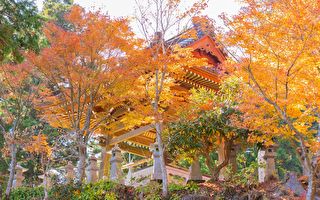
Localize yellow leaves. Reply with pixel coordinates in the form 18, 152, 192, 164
221, 0, 320, 145
309, 139, 320, 153
25, 134, 52, 157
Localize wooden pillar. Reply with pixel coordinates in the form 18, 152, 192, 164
99, 135, 112, 180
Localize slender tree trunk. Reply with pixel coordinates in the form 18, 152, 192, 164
99, 147, 106, 179
0, 184, 2, 200
5, 143, 17, 199
306, 167, 317, 200
306, 119, 320, 200
43, 172, 48, 200
298, 137, 317, 200
155, 121, 169, 198
77, 140, 87, 183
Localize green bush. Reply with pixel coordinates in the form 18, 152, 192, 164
136, 181, 162, 200
227, 152, 259, 187
48, 183, 79, 200
6, 180, 202, 200
74, 181, 136, 200
9, 187, 44, 200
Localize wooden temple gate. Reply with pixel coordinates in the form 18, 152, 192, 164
94, 33, 228, 185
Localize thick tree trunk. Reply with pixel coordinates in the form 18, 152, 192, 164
155, 121, 169, 198
77, 142, 87, 183
204, 153, 215, 179
204, 139, 231, 181
5, 143, 17, 199
213, 140, 231, 181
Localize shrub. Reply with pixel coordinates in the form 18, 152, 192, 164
48, 183, 79, 200
136, 181, 162, 200
226, 152, 259, 188
75, 180, 136, 200
9, 187, 44, 200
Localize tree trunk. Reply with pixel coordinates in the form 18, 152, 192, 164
0, 184, 2, 200
5, 143, 17, 199
99, 147, 106, 179
306, 117, 320, 200
155, 121, 169, 198
43, 172, 48, 200
207, 139, 232, 181
306, 168, 317, 200
77, 141, 87, 183
302, 117, 320, 200
203, 151, 215, 179
213, 140, 232, 179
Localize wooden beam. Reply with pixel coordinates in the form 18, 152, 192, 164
109, 122, 125, 133
128, 136, 155, 147
109, 124, 154, 145
118, 143, 152, 158
121, 158, 152, 169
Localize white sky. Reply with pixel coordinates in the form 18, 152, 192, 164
35, 0, 241, 34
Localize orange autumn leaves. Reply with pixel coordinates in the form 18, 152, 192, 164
221, 0, 320, 147
25, 134, 52, 157
0, 63, 34, 125
28, 5, 140, 131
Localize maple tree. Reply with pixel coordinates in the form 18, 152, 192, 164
134, 0, 210, 196
0, 62, 38, 198
29, 5, 138, 182
221, 0, 320, 198
25, 134, 52, 200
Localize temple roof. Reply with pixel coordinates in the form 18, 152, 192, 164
102, 34, 227, 157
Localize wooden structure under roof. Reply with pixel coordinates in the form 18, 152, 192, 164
101, 34, 227, 159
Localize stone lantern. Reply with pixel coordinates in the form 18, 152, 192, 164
65, 161, 75, 183
13, 165, 28, 188
187, 157, 203, 183
86, 155, 99, 183
258, 144, 278, 183
150, 143, 162, 181
110, 145, 124, 183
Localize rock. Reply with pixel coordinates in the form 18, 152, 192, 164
284, 172, 306, 196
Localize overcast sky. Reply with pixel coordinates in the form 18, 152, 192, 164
35, 0, 241, 34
